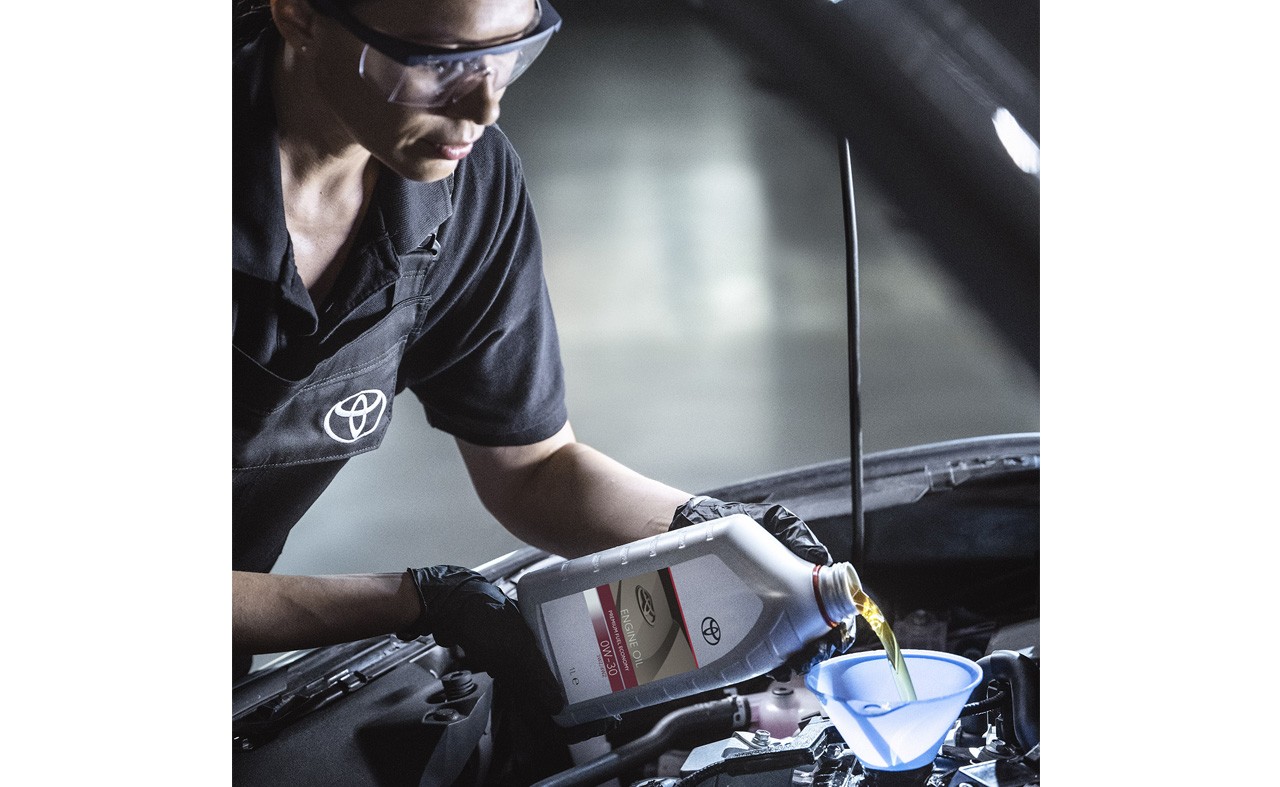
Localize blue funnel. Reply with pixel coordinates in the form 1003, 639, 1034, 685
805, 650, 982, 771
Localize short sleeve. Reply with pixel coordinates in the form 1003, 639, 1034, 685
401, 127, 569, 446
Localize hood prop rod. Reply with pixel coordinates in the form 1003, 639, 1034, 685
839, 135, 866, 565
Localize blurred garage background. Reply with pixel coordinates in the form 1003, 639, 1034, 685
268, 0, 1039, 579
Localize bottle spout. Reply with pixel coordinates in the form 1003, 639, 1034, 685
814, 562, 863, 626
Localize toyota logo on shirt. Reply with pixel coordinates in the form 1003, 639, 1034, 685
323, 389, 388, 443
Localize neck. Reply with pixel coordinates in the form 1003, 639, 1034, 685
269, 40, 380, 303
272, 41, 372, 191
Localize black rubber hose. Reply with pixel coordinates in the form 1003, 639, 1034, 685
959, 688, 1007, 717
958, 650, 1039, 751
531, 697, 745, 787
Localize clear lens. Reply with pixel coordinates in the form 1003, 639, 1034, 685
358, 35, 552, 108
359, 45, 442, 106
493, 35, 550, 89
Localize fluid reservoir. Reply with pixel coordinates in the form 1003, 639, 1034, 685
516, 514, 861, 727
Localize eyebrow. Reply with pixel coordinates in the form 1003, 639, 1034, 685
458, 0, 543, 47
309, 0, 557, 62
370, 0, 543, 51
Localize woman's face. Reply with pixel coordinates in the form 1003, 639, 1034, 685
307, 0, 539, 182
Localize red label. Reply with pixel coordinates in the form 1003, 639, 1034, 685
593, 585, 638, 690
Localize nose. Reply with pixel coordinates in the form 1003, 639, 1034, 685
444, 73, 502, 126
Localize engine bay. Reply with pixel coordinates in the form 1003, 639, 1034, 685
233, 437, 1039, 787
233, 604, 1038, 786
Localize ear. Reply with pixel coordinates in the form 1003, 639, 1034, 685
270, 0, 319, 50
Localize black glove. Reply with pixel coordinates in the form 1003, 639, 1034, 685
397, 565, 565, 715
670, 495, 832, 566
768, 619, 857, 682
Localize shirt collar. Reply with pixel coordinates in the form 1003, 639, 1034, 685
232, 28, 290, 285
233, 28, 456, 282
378, 164, 455, 257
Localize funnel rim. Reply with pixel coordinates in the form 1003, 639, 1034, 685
803, 649, 984, 704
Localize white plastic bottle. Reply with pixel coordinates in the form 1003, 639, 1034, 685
516, 514, 863, 727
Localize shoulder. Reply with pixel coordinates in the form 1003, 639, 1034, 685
456, 125, 526, 192
448, 125, 533, 224
234, 27, 279, 126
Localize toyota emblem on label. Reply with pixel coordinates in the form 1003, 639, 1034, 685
701, 616, 721, 646
636, 586, 657, 626
323, 389, 388, 443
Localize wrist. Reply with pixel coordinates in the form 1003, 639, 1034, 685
395, 569, 427, 639
670, 494, 724, 530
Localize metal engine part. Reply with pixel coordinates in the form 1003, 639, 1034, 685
634, 718, 1040, 787
625, 649, 1040, 787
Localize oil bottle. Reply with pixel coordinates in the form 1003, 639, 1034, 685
516, 513, 865, 727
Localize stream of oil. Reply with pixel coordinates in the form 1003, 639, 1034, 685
853, 589, 917, 701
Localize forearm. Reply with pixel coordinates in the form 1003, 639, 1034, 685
465, 438, 691, 559
232, 570, 422, 653
516, 441, 691, 556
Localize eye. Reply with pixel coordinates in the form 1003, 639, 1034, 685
431, 60, 467, 77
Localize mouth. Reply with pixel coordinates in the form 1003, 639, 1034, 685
433, 141, 474, 160
418, 135, 481, 161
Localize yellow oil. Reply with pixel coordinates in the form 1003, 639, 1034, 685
853, 589, 917, 701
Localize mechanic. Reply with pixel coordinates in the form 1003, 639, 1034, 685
232, 0, 835, 707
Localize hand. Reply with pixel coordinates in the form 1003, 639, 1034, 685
397, 565, 565, 715
768, 619, 857, 682
670, 495, 832, 566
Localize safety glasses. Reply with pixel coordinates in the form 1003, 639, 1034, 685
307, 0, 562, 109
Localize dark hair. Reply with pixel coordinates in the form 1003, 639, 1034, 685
234, 0, 374, 50
234, 0, 274, 49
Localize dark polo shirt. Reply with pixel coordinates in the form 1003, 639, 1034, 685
233, 29, 568, 574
